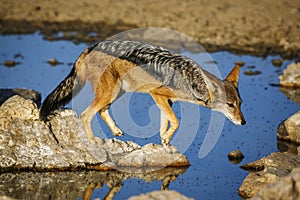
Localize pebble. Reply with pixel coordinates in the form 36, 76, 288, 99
47, 58, 63, 66
228, 150, 244, 164
244, 70, 262, 76
235, 61, 245, 67
272, 59, 283, 67
4, 60, 19, 67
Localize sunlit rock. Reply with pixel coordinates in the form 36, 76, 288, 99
239, 152, 300, 198
279, 62, 300, 87
118, 143, 189, 168
250, 167, 300, 200
0, 93, 189, 172
277, 110, 300, 143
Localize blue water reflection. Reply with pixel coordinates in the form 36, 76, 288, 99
0, 33, 298, 200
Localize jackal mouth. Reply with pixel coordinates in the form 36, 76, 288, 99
230, 118, 246, 126
241, 119, 246, 125
224, 113, 246, 126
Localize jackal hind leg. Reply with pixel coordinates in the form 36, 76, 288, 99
82, 96, 123, 144
81, 71, 123, 142
150, 92, 178, 146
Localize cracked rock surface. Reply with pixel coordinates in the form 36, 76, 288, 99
278, 62, 300, 105
238, 152, 300, 198
279, 62, 300, 88
250, 167, 300, 200
0, 94, 190, 172
277, 110, 300, 144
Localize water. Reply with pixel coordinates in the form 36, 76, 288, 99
0, 33, 299, 199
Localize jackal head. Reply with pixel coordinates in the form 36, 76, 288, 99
204, 65, 246, 125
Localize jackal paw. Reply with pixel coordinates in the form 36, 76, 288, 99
112, 128, 124, 137
88, 136, 103, 145
94, 137, 103, 145
162, 138, 170, 146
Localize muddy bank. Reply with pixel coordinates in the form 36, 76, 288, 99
1, 0, 300, 59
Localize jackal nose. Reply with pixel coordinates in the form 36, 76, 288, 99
241, 120, 246, 125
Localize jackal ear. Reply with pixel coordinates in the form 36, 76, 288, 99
225, 65, 240, 87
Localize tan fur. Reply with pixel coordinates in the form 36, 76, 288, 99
225, 65, 240, 87
72, 51, 245, 145
41, 40, 246, 146
79, 51, 179, 144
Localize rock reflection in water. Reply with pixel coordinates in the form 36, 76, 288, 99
0, 167, 188, 200
279, 86, 300, 105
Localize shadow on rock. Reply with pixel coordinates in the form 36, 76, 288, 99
0, 88, 41, 106
279, 86, 300, 105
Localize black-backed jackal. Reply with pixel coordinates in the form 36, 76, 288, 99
40, 40, 246, 145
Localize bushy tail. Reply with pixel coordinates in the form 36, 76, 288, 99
40, 50, 89, 121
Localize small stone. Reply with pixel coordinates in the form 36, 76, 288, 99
47, 58, 63, 66
235, 61, 245, 67
244, 70, 261, 76
272, 59, 283, 67
4, 60, 19, 67
228, 150, 244, 164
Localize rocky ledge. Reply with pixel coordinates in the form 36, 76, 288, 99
277, 110, 300, 144
279, 62, 300, 105
0, 94, 190, 172
238, 151, 300, 199
279, 62, 300, 88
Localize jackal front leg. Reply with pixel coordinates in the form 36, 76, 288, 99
81, 101, 103, 144
160, 100, 173, 134
150, 91, 178, 146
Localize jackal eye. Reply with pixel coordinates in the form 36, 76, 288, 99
227, 103, 234, 108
